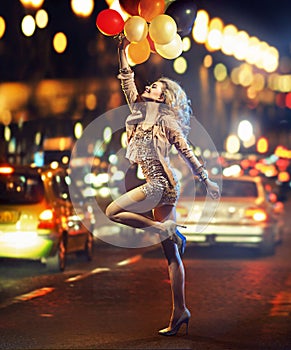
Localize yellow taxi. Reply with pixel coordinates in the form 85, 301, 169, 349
0, 164, 94, 271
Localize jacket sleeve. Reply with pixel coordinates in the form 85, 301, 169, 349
164, 118, 205, 175
117, 71, 139, 112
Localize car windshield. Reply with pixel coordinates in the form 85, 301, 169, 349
222, 180, 258, 197
0, 173, 44, 204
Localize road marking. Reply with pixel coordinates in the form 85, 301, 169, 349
116, 254, 142, 266
0, 287, 55, 309
269, 291, 291, 316
65, 267, 110, 283
0, 254, 143, 309
14, 287, 55, 301
269, 273, 291, 317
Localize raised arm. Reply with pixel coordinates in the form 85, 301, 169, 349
118, 36, 131, 73
117, 36, 139, 109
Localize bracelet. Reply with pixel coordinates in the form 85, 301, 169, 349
119, 67, 132, 74
197, 168, 208, 182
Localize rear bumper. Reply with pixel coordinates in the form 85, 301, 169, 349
0, 231, 54, 260
179, 223, 274, 247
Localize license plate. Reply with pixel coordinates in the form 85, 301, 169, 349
0, 211, 19, 224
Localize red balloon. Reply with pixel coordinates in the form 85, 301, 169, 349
96, 9, 124, 36
119, 0, 140, 16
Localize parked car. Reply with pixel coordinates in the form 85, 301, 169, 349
0, 164, 94, 271
176, 175, 284, 256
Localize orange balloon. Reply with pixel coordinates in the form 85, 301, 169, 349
127, 39, 151, 64
139, 0, 165, 23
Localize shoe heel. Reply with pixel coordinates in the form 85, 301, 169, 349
185, 319, 189, 335
177, 224, 187, 229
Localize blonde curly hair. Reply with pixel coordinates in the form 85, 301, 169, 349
158, 77, 193, 137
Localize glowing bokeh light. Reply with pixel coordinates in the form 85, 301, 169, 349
225, 134, 240, 154
233, 31, 249, 61
0, 16, 6, 39
21, 15, 36, 37
103, 126, 112, 144
203, 54, 213, 68
71, 0, 94, 17
221, 24, 237, 55
237, 120, 253, 142
256, 137, 268, 154
192, 10, 209, 44
214, 63, 227, 82
74, 122, 83, 139
182, 37, 191, 52
173, 56, 187, 74
53, 32, 67, 53
35, 9, 48, 29
19, 0, 44, 8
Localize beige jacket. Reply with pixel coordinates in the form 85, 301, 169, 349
118, 71, 204, 188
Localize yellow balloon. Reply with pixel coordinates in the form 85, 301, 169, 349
149, 14, 177, 45
124, 16, 148, 43
127, 39, 151, 64
155, 33, 183, 59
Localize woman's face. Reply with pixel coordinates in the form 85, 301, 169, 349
141, 81, 165, 102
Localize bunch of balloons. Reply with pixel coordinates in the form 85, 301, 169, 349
96, 0, 197, 65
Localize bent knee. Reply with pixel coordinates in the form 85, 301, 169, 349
105, 203, 119, 221
105, 204, 113, 220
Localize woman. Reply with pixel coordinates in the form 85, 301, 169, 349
106, 37, 220, 336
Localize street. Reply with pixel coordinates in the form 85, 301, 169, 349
1, 202, 291, 349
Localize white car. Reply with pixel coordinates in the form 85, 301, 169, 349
176, 175, 284, 256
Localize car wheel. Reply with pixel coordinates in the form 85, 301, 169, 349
84, 232, 94, 261
47, 239, 66, 272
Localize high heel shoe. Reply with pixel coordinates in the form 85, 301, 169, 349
163, 220, 187, 256
175, 228, 186, 256
158, 309, 191, 336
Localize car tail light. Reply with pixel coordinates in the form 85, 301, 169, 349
38, 209, 56, 229
0, 165, 14, 174
245, 208, 268, 222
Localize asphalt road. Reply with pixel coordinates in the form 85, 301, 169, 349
0, 203, 291, 349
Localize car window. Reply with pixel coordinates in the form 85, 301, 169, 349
222, 180, 258, 197
0, 174, 44, 204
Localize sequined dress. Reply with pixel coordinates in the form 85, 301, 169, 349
127, 124, 179, 206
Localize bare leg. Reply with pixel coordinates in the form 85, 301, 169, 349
105, 186, 172, 234
106, 187, 188, 327
154, 206, 187, 327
